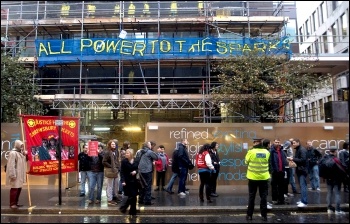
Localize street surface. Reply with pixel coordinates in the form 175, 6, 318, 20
1, 211, 349, 223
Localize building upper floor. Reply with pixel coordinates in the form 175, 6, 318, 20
297, 1, 349, 54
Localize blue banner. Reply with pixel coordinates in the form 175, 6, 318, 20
35, 36, 292, 67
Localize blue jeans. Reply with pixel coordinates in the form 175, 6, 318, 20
166, 172, 178, 192
178, 167, 188, 193
326, 180, 341, 212
87, 171, 104, 201
308, 164, 320, 189
298, 174, 308, 204
289, 168, 297, 192
80, 171, 89, 194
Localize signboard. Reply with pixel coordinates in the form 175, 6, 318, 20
35, 36, 292, 66
88, 141, 99, 157
146, 122, 349, 185
22, 115, 79, 175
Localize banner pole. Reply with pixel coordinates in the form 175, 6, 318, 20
19, 110, 32, 207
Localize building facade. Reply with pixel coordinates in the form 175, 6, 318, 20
1, 1, 348, 143
294, 1, 349, 123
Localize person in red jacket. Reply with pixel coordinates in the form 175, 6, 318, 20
196, 143, 215, 203
154, 145, 169, 191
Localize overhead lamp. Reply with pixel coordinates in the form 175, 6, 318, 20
263, 126, 273, 130
123, 126, 141, 132
119, 30, 127, 39
148, 125, 158, 130
324, 126, 334, 130
93, 127, 110, 131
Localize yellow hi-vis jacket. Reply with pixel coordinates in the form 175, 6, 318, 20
128, 2, 136, 16
170, 1, 177, 14
143, 2, 150, 14
61, 3, 70, 17
114, 4, 120, 15
245, 147, 270, 180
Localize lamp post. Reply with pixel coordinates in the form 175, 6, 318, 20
55, 110, 63, 205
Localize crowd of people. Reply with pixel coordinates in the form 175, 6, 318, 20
6, 137, 349, 219
245, 137, 349, 221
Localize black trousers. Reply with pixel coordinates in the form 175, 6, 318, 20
119, 195, 137, 215
156, 171, 166, 188
210, 171, 219, 194
271, 171, 285, 203
139, 172, 153, 203
247, 179, 268, 217
199, 171, 211, 200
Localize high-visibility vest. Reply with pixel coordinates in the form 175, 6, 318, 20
87, 4, 96, 14
245, 147, 270, 180
61, 3, 70, 17
170, 1, 177, 14
114, 4, 120, 15
143, 2, 150, 14
128, 2, 135, 16
198, 1, 204, 9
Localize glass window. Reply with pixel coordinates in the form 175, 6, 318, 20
306, 19, 310, 37
321, 2, 327, 24
319, 99, 324, 120
332, 22, 338, 46
311, 102, 317, 122
340, 13, 348, 39
312, 12, 318, 31
332, 1, 337, 11
322, 32, 328, 53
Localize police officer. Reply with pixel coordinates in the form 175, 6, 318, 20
245, 138, 270, 221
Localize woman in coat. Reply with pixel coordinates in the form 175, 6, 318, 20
6, 140, 27, 209
196, 143, 215, 203
119, 148, 139, 216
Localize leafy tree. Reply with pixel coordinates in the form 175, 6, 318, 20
211, 49, 331, 123
1, 52, 45, 123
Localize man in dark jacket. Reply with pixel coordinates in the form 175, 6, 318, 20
78, 144, 91, 197
306, 140, 322, 191
135, 141, 158, 205
339, 141, 349, 192
288, 139, 308, 207
177, 138, 192, 196
87, 143, 104, 204
325, 146, 347, 215
269, 138, 287, 205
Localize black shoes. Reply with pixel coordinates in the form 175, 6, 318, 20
165, 189, 174, 194
210, 193, 218, 197
119, 207, 127, 214
79, 193, 85, 197
144, 202, 154, 205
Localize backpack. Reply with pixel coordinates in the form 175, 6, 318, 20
318, 155, 335, 179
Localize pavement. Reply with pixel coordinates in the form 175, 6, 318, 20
1, 184, 349, 215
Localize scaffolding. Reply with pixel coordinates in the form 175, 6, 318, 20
1, 1, 298, 128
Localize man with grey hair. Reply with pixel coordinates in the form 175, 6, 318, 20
135, 141, 158, 205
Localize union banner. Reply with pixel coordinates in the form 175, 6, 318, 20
22, 115, 79, 175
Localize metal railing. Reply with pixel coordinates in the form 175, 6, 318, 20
1, 1, 284, 21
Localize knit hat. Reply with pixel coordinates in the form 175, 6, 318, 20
283, 141, 291, 148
